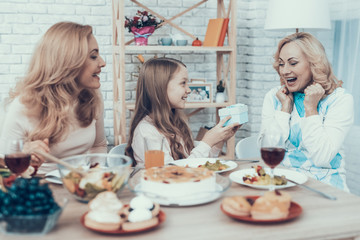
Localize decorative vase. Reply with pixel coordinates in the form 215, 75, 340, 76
215, 92, 226, 103
131, 26, 155, 46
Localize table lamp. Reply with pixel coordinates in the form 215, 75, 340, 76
264, 0, 331, 33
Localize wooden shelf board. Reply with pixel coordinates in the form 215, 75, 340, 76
125, 101, 232, 110
122, 45, 234, 52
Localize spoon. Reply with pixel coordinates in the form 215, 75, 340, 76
33, 150, 86, 176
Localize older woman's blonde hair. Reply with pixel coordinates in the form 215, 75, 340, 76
126, 57, 194, 164
273, 32, 341, 95
10, 21, 100, 144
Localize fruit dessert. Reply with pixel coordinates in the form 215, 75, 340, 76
242, 165, 287, 186
0, 177, 62, 233
141, 165, 216, 199
62, 163, 126, 202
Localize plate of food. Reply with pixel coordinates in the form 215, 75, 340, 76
221, 194, 302, 223
170, 158, 237, 173
81, 210, 166, 234
81, 192, 165, 234
127, 165, 231, 206
229, 166, 308, 189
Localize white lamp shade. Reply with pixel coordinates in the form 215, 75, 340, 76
264, 0, 331, 31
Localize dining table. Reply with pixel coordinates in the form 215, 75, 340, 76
3, 160, 360, 240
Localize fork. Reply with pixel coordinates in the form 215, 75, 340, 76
286, 178, 337, 200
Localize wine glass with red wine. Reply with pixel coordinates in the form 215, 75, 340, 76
4, 139, 31, 175
260, 133, 285, 191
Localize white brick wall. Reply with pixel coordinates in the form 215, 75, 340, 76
0, 0, 335, 147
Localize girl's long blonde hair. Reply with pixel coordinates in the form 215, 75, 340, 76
10, 21, 100, 144
273, 32, 342, 95
126, 58, 194, 164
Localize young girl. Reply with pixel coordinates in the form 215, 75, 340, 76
126, 57, 241, 167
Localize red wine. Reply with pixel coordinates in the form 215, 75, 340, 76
261, 147, 285, 168
5, 153, 31, 174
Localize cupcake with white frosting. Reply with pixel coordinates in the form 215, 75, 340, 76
84, 191, 125, 231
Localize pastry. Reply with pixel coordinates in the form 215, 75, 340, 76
122, 208, 159, 231
128, 195, 160, 217
250, 190, 291, 220
84, 210, 124, 231
84, 191, 125, 231
89, 191, 124, 213
222, 196, 252, 216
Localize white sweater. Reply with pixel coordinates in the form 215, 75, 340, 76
131, 115, 221, 167
0, 97, 107, 174
260, 86, 354, 191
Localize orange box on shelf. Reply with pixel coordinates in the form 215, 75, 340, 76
203, 18, 224, 47
218, 18, 229, 46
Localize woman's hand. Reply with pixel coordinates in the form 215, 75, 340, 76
201, 116, 241, 147
276, 85, 293, 113
23, 138, 50, 167
304, 83, 325, 116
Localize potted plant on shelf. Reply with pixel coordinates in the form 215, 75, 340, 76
215, 80, 226, 103
124, 10, 163, 46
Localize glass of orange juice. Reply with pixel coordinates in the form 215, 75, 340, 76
144, 137, 165, 169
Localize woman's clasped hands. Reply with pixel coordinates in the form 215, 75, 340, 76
276, 83, 325, 116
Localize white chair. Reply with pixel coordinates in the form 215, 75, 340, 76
109, 143, 127, 155
235, 135, 260, 159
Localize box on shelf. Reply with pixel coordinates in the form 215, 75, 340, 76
219, 103, 248, 127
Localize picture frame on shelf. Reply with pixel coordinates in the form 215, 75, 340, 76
187, 83, 212, 103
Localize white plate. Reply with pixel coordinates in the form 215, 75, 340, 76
229, 168, 308, 189
170, 158, 237, 173
45, 170, 62, 184
127, 171, 231, 206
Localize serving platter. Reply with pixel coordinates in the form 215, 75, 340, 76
81, 210, 166, 234
127, 171, 231, 207
229, 168, 308, 189
44, 170, 62, 184
170, 158, 237, 173
221, 196, 302, 223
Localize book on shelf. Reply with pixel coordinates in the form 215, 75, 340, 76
203, 18, 224, 47
217, 18, 229, 46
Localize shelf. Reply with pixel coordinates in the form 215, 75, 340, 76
120, 46, 234, 52
112, 0, 237, 158
125, 102, 232, 110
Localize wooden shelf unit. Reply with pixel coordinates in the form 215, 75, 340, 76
111, 0, 237, 158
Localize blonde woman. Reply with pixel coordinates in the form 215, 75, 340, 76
260, 32, 354, 191
126, 57, 241, 167
0, 22, 107, 173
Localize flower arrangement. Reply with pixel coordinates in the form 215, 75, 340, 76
124, 10, 163, 33
124, 10, 163, 46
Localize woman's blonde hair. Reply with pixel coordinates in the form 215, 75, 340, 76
126, 57, 194, 164
273, 32, 341, 95
10, 21, 100, 144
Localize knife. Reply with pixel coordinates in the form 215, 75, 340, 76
233, 158, 260, 163
286, 178, 337, 200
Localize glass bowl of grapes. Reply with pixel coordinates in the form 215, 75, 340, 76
0, 177, 67, 235
58, 153, 133, 203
